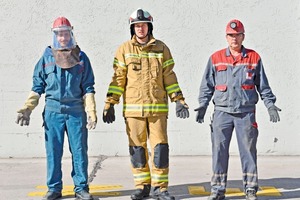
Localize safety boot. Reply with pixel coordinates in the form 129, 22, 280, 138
207, 192, 225, 200
152, 187, 175, 200
75, 190, 93, 200
246, 189, 257, 200
42, 191, 62, 200
131, 184, 151, 200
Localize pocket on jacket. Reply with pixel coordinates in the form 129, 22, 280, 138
44, 65, 56, 84
125, 86, 140, 98
127, 58, 141, 71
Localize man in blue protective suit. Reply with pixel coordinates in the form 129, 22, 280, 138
195, 19, 281, 200
16, 17, 97, 200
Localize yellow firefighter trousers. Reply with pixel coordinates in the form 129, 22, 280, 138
125, 116, 169, 190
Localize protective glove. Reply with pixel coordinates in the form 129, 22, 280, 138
16, 108, 32, 126
268, 105, 281, 123
16, 91, 40, 126
194, 107, 207, 123
103, 103, 115, 124
84, 93, 97, 130
175, 100, 189, 119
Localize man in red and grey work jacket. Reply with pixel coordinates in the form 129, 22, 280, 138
195, 19, 281, 200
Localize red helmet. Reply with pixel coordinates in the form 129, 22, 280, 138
52, 17, 73, 32
226, 19, 245, 34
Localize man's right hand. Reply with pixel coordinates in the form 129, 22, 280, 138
194, 107, 207, 123
102, 103, 115, 124
16, 108, 32, 126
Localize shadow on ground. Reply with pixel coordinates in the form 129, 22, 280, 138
86, 178, 300, 200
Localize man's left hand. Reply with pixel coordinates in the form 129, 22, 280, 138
87, 111, 97, 130
268, 105, 281, 123
176, 100, 189, 119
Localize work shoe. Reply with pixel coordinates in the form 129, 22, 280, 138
246, 189, 257, 200
152, 187, 175, 200
42, 191, 62, 200
131, 184, 151, 200
207, 192, 225, 200
75, 190, 93, 200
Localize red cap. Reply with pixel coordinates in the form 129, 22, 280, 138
226, 19, 245, 34
52, 17, 72, 31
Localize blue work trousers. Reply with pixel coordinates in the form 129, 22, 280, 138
43, 110, 89, 193
210, 110, 259, 194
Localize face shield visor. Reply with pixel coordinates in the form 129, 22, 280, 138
52, 27, 76, 50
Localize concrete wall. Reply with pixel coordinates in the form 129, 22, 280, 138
0, 0, 299, 157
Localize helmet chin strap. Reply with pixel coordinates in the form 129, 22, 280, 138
136, 34, 149, 40
135, 30, 151, 41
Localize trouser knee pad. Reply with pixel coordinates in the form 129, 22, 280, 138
130, 146, 146, 168
154, 143, 169, 168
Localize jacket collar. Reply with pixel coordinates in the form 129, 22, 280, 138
131, 35, 156, 47
226, 45, 247, 58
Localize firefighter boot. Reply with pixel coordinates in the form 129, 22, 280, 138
152, 187, 175, 200
131, 185, 151, 200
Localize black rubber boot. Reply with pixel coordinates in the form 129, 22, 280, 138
75, 190, 93, 200
42, 191, 62, 200
152, 187, 175, 200
131, 185, 151, 200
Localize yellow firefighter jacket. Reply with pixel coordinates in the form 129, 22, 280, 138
106, 35, 184, 117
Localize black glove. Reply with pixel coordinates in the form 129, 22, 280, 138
103, 103, 115, 124
176, 100, 189, 119
268, 105, 281, 123
194, 107, 207, 123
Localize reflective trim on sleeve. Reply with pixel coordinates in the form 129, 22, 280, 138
133, 172, 151, 181
123, 104, 168, 112
108, 86, 124, 95
165, 83, 181, 94
113, 58, 126, 69
163, 59, 174, 68
151, 174, 169, 183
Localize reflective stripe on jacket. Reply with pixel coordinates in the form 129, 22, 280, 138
106, 35, 182, 117
198, 46, 276, 113
32, 46, 95, 114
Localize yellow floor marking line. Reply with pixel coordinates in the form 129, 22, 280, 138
257, 186, 281, 196
35, 185, 123, 190
28, 185, 123, 197
188, 186, 282, 197
188, 186, 210, 195
225, 188, 244, 196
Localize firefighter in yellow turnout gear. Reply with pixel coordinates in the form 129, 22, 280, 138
103, 9, 189, 200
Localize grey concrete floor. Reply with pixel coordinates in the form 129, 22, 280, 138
1, 156, 300, 200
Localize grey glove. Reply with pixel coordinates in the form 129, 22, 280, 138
86, 116, 97, 130
268, 105, 281, 123
194, 107, 207, 123
103, 103, 115, 124
176, 100, 189, 119
16, 108, 32, 126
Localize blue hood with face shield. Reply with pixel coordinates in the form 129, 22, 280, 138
52, 30, 77, 50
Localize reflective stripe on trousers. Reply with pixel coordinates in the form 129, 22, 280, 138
125, 116, 169, 189
43, 110, 89, 193
210, 110, 259, 194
